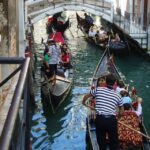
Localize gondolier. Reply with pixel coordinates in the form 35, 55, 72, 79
48, 39, 61, 86
82, 74, 124, 150
46, 12, 70, 35
84, 13, 94, 25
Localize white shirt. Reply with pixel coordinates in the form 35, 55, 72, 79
88, 31, 96, 37
135, 103, 142, 116
99, 30, 105, 35
116, 87, 126, 95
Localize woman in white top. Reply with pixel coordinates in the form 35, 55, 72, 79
135, 97, 142, 116
88, 28, 96, 37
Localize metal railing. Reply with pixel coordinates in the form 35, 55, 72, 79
112, 9, 148, 49
113, 10, 146, 34
0, 57, 32, 150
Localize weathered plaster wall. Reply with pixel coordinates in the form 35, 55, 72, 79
0, 0, 18, 106
8, 0, 17, 56
0, 1, 8, 105
0, 2, 8, 55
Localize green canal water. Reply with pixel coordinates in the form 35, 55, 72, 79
31, 12, 150, 150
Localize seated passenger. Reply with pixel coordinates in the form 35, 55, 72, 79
95, 30, 100, 43
111, 33, 121, 43
120, 90, 132, 110
132, 97, 142, 117
60, 43, 70, 53
113, 80, 118, 90
60, 50, 72, 69
95, 30, 107, 44
116, 80, 126, 95
131, 86, 137, 100
88, 28, 96, 38
99, 27, 106, 35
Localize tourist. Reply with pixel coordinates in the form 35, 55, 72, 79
88, 28, 96, 38
95, 27, 107, 43
120, 90, 132, 110
116, 80, 126, 95
95, 30, 100, 42
111, 33, 121, 43
60, 43, 70, 53
131, 97, 142, 117
82, 74, 124, 150
61, 50, 71, 68
131, 86, 137, 100
135, 97, 142, 116
26, 17, 34, 37
99, 27, 106, 35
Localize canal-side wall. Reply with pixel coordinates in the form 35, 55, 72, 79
0, 0, 18, 106
101, 18, 150, 57
114, 0, 150, 53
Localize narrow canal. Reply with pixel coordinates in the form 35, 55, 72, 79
31, 12, 150, 150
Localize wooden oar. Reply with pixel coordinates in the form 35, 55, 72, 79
70, 103, 82, 108
42, 77, 71, 85
118, 121, 150, 140
56, 75, 71, 83
56, 78, 71, 83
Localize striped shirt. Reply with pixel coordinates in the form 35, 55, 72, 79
90, 87, 123, 116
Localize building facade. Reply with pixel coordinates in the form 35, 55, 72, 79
114, 0, 150, 50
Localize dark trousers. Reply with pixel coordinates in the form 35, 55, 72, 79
49, 64, 57, 74
95, 115, 119, 150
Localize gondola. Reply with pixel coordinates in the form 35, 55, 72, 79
41, 32, 74, 113
46, 12, 70, 35
85, 48, 150, 149
76, 13, 129, 55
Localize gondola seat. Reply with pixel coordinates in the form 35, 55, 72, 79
118, 111, 142, 149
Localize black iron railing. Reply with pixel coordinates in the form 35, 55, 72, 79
0, 57, 32, 150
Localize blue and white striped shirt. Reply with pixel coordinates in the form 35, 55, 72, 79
90, 87, 123, 116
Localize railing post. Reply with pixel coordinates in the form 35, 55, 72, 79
146, 32, 148, 51
24, 71, 31, 150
